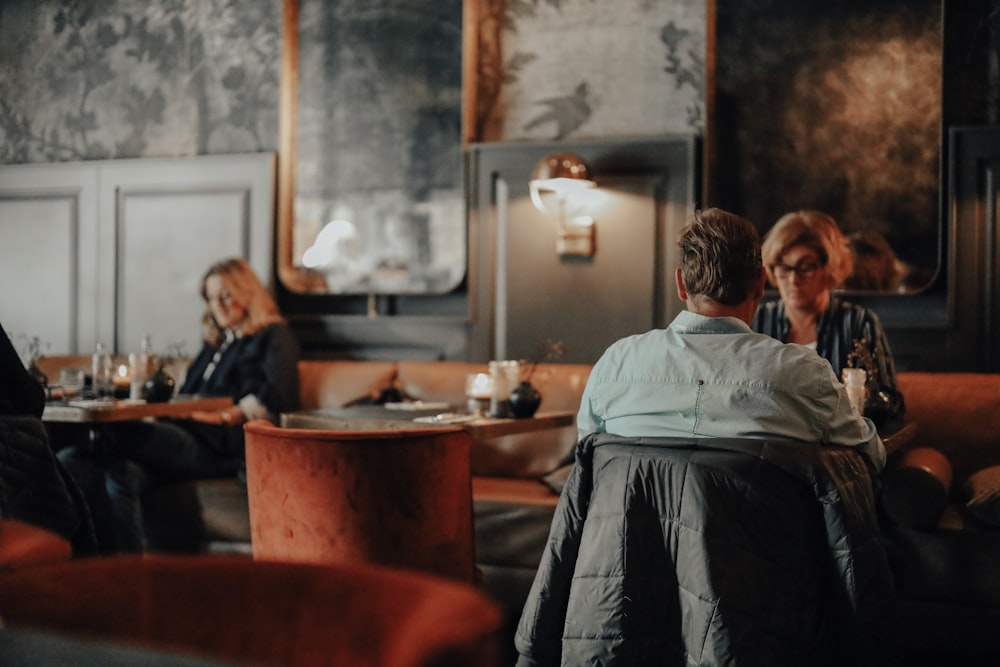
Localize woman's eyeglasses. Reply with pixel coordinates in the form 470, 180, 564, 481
771, 262, 820, 279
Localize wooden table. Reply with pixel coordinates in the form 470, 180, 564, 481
42, 395, 233, 424
280, 406, 575, 440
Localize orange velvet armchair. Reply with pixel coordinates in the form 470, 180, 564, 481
244, 419, 475, 582
0, 520, 502, 667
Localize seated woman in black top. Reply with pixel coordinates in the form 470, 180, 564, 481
60, 258, 300, 552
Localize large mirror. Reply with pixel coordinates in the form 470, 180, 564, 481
708, 0, 943, 294
278, 0, 465, 295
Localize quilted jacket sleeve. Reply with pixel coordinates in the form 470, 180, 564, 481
514, 436, 594, 667
815, 447, 897, 664
0, 415, 97, 555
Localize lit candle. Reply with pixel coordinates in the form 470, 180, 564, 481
114, 363, 130, 389
466, 372, 493, 399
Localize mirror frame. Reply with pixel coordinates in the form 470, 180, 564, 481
276, 0, 478, 300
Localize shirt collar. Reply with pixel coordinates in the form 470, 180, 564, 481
670, 309, 753, 335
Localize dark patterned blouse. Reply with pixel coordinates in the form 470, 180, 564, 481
752, 296, 905, 424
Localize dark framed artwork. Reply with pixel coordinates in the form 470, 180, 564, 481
707, 0, 943, 294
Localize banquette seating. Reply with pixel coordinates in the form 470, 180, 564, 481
34, 354, 1000, 663
877, 372, 1000, 663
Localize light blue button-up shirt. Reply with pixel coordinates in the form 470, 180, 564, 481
578, 310, 886, 471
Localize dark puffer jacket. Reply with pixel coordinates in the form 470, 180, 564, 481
515, 433, 896, 667
0, 415, 97, 554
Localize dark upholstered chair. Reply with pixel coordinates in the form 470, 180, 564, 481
0, 520, 502, 667
243, 419, 475, 582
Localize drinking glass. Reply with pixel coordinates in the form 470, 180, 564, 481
842, 368, 867, 416
92, 361, 114, 398
59, 367, 85, 400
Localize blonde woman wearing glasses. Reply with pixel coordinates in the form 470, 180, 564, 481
752, 210, 905, 424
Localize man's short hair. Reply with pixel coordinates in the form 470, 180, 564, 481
678, 208, 762, 306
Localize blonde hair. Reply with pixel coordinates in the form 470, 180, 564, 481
199, 258, 285, 347
761, 210, 853, 288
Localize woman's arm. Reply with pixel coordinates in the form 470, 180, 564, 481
234, 323, 300, 420
191, 323, 300, 424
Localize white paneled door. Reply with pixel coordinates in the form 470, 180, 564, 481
0, 154, 275, 358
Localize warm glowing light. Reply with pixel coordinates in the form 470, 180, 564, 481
528, 152, 600, 257
465, 372, 493, 399
114, 364, 130, 388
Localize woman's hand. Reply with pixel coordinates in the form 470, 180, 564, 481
190, 408, 245, 426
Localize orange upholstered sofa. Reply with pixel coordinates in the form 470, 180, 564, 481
877, 372, 1000, 662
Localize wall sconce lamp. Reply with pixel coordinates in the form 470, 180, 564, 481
529, 152, 598, 257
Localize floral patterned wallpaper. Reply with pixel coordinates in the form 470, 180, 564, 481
0, 0, 282, 163
474, 0, 704, 142
0, 0, 704, 165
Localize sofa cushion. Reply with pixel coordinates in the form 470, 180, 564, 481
964, 465, 1000, 527
880, 447, 952, 530
896, 372, 1000, 484
297, 360, 398, 410
396, 360, 483, 406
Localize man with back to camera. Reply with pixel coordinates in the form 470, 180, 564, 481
577, 207, 885, 472
514, 208, 892, 667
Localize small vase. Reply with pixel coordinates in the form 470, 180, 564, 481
509, 381, 542, 419
864, 390, 893, 429
142, 365, 176, 403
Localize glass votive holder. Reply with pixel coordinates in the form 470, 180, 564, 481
112, 363, 131, 398
58, 367, 85, 400
465, 372, 492, 415
488, 360, 519, 418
